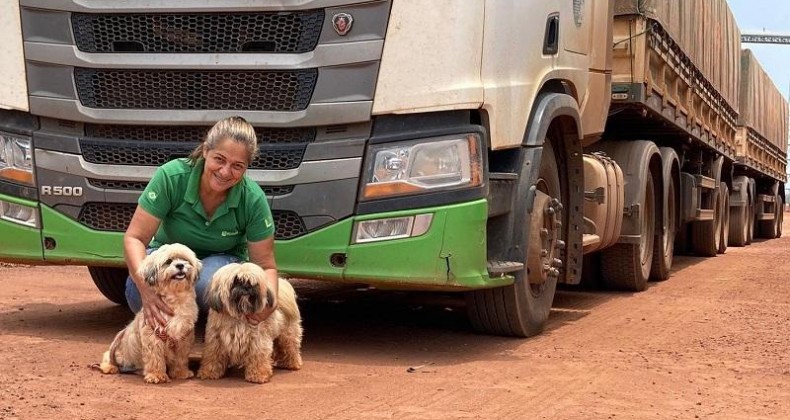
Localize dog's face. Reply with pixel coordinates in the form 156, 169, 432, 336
206, 263, 273, 318
139, 243, 201, 294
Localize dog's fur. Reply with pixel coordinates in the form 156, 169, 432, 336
197, 263, 303, 383
98, 243, 201, 384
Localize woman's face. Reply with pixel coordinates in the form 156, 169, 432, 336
202, 137, 250, 193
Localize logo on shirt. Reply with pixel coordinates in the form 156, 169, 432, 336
221, 230, 239, 237
265, 218, 273, 229
148, 191, 157, 201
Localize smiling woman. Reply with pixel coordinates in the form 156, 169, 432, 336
122, 116, 280, 334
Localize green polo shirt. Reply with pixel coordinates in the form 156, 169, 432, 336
138, 158, 274, 260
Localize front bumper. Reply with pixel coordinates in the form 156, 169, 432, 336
0, 196, 512, 291
277, 199, 511, 290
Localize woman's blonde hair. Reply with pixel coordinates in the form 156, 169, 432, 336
187, 116, 258, 165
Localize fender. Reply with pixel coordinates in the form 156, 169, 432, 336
518, 92, 584, 284
522, 93, 582, 147
659, 147, 681, 232
590, 140, 662, 242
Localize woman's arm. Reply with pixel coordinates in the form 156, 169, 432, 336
124, 206, 172, 328
246, 236, 278, 324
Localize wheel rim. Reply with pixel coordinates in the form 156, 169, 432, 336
525, 141, 563, 298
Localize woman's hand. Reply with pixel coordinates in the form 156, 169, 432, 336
245, 291, 277, 325
247, 237, 279, 326
139, 283, 174, 329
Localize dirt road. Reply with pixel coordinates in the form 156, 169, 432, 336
2, 221, 790, 420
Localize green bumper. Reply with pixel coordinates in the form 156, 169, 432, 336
0, 195, 126, 265
276, 199, 512, 291
0, 196, 512, 290
0, 195, 44, 263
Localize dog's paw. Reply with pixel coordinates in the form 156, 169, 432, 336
196, 369, 223, 380
95, 362, 119, 375
244, 374, 272, 384
143, 372, 170, 384
169, 369, 194, 380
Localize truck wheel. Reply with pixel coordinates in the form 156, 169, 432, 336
466, 139, 563, 337
650, 176, 675, 281
746, 199, 754, 245
88, 266, 129, 306
728, 204, 748, 247
600, 173, 656, 291
758, 196, 780, 239
776, 194, 783, 238
691, 187, 721, 257
718, 183, 729, 254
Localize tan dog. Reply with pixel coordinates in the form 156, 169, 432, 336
197, 263, 303, 383
97, 243, 201, 384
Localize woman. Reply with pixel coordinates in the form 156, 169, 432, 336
124, 116, 278, 331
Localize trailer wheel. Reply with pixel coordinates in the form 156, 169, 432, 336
728, 204, 748, 247
746, 198, 754, 245
88, 266, 129, 306
650, 175, 675, 281
691, 187, 721, 257
718, 183, 729, 254
466, 139, 563, 337
776, 194, 783, 238
758, 194, 781, 239
600, 173, 656, 291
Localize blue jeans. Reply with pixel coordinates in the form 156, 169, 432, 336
125, 251, 240, 315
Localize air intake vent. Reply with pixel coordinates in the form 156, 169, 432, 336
71, 11, 324, 53
75, 68, 318, 111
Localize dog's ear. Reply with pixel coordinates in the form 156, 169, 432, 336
206, 288, 224, 312
266, 287, 275, 309
140, 259, 159, 287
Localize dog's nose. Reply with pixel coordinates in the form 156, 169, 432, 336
175, 263, 184, 270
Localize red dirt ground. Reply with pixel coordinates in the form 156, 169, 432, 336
1, 219, 789, 419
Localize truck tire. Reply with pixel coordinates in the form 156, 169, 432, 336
691, 187, 721, 257
746, 199, 754, 245
466, 139, 563, 337
88, 266, 129, 306
600, 173, 656, 291
728, 204, 748, 246
650, 175, 675, 281
758, 197, 780, 239
718, 183, 729, 254
776, 194, 783, 238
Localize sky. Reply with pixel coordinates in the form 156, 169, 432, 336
728, 0, 790, 100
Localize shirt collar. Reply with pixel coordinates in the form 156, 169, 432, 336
185, 158, 243, 209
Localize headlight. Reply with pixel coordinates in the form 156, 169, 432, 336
361, 133, 482, 200
0, 133, 34, 186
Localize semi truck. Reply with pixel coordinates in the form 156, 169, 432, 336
0, 0, 786, 337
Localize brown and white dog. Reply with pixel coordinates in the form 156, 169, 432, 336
197, 263, 303, 383
97, 243, 201, 384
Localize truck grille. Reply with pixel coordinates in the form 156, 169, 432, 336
71, 11, 324, 53
75, 68, 318, 110
78, 202, 307, 239
85, 125, 316, 144
80, 139, 307, 170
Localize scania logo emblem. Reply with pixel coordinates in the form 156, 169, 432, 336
332, 13, 353, 36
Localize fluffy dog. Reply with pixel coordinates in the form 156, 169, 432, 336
97, 243, 201, 384
197, 263, 303, 383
